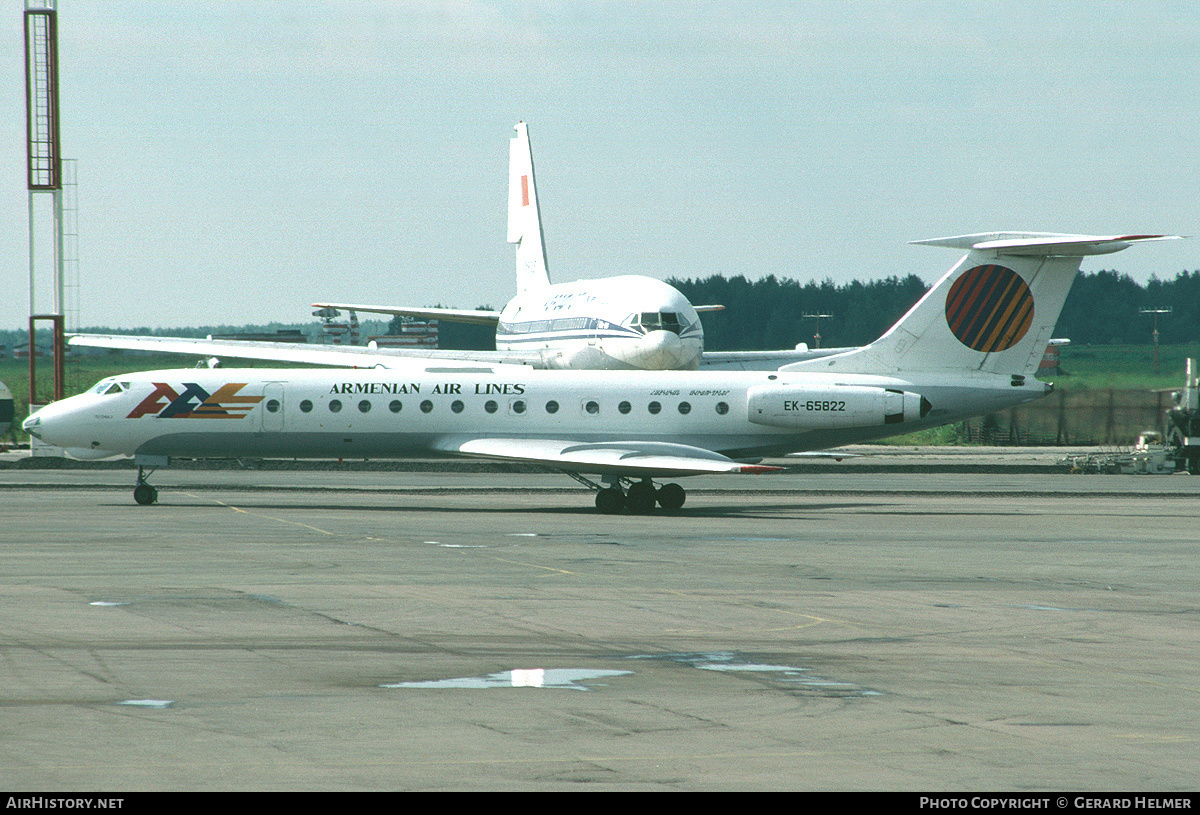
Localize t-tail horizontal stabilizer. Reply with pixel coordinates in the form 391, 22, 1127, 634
783, 232, 1182, 377
910, 232, 1182, 256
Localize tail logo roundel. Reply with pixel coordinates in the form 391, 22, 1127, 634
944, 264, 1034, 353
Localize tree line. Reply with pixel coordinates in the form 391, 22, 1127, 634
5, 269, 1195, 355
668, 269, 1200, 351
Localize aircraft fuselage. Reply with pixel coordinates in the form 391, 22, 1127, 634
27, 364, 1047, 466
496, 276, 704, 371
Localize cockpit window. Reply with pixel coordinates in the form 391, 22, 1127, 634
631, 311, 683, 336
91, 379, 127, 396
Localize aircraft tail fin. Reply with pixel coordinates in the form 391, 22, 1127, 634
508, 121, 551, 293
782, 233, 1181, 377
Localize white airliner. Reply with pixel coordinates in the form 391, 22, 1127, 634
70, 122, 723, 372
26, 233, 1178, 512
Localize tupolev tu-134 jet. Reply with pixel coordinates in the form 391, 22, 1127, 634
70, 122, 741, 372
27, 232, 1178, 513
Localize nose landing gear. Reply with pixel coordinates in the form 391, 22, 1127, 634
133, 465, 159, 505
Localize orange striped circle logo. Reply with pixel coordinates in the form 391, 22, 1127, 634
944, 265, 1034, 353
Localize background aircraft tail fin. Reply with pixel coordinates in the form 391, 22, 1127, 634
783, 233, 1180, 377
508, 121, 551, 293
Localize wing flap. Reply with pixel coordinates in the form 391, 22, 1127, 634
433, 436, 782, 476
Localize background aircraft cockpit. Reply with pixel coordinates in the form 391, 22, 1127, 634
628, 311, 683, 335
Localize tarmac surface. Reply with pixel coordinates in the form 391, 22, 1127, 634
1, 447, 1197, 791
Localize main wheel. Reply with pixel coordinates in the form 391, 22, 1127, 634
133, 483, 157, 505
657, 482, 686, 510
626, 481, 657, 514
595, 486, 625, 514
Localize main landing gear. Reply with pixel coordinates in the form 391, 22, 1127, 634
133, 465, 158, 506
567, 473, 687, 514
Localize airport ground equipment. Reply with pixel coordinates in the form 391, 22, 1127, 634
1060, 359, 1200, 475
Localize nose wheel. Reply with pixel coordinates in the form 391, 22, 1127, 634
133, 466, 158, 505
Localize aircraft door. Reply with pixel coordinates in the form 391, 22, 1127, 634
262, 383, 285, 431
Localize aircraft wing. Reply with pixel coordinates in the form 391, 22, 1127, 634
697, 346, 858, 371
68, 333, 543, 368
310, 302, 501, 326
432, 436, 783, 477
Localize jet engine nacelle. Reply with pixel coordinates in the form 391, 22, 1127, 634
747, 384, 931, 429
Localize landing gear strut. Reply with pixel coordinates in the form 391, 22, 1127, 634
565, 473, 687, 514
133, 465, 158, 506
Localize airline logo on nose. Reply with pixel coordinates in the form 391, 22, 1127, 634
127, 383, 264, 419
945, 264, 1034, 353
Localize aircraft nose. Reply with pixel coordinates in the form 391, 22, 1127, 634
22, 407, 46, 439
23, 399, 80, 445
631, 329, 689, 370
647, 329, 681, 351
21, 397, 120, 459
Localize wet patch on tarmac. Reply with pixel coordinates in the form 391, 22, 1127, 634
626, 651, 882, 697
381, 651, 881, 698
118, 699, 174, 709
381, 667, 632, 691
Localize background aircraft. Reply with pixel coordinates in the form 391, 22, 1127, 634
312, 121, 859, 372
28, 233, 1178, 512
312, 122, 719, 371
0, 381, 13, 440
71, 123, 723, 371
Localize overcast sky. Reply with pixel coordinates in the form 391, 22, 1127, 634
3, 1, 1196, 330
